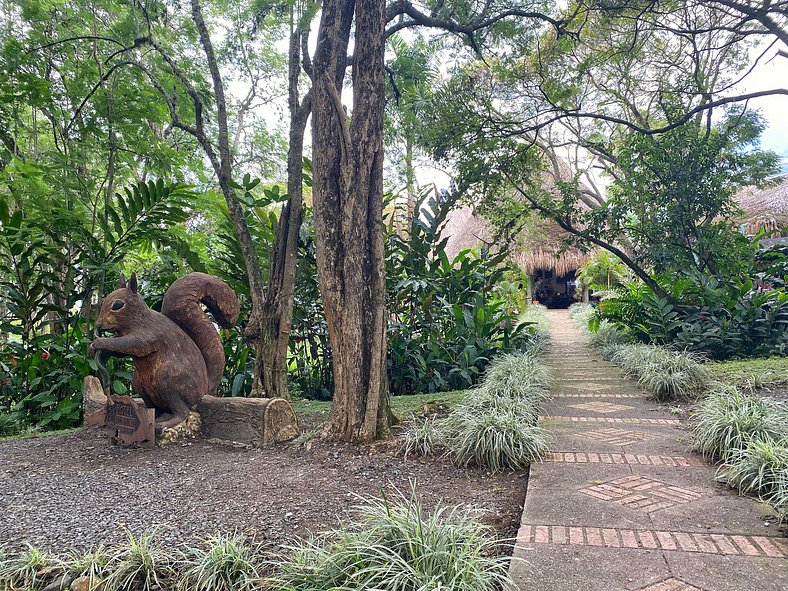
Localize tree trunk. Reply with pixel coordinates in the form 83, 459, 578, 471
312, 0, 390, 443
250, 19, 311, 401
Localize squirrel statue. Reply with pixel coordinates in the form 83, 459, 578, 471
89, 272, 240, 431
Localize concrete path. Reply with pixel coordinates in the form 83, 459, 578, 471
509, 310, 788, 591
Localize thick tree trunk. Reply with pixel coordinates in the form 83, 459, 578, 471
312, 0, 391, 443
250, 21, 311, 401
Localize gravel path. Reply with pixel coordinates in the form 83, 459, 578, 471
1, 427, 526, 553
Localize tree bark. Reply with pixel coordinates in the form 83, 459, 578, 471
312, 0, 391, 442
249, 18, 312, 401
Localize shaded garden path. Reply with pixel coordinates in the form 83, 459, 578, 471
509, 310, 788, 591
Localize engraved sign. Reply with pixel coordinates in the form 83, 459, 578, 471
106, 400, 141, 432
104, 395, 155, 448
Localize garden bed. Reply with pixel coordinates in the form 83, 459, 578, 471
0, 425, 527, 556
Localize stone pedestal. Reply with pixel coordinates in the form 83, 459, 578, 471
83, 375, 108, 427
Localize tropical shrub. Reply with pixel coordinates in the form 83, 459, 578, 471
270, 490, 511, 591
0, 181, 199, 434
386, 190, 531, 395
598, 273, 788, 360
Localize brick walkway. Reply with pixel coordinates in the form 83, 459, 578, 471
509, 310, 788, 591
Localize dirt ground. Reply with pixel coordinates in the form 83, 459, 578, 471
0, 425, 527, 556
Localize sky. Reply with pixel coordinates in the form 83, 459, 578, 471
741, 51, 788, 167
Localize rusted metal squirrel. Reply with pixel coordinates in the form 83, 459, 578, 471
89, 272, 240, 432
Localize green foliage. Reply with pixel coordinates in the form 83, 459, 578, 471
179, 533, 263, 591
599, 273, 788, 360
691, 385, 788, 461
67, 545, 112, 586
601, 110, 778, 279
104, 530, 175, 591
444, 349, 550, 471
576, 252, 632, 290
386, 189, 532, 395
447, 404, 549, 471
705, 357, 788, 390
0, 180, 196, 435
0, 543, 55, 590
401, 416, 444, 459
270, 489, 511, 591
717, 436, 788, 499
609, 345, 708, 401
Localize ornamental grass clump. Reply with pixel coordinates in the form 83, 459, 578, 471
269, 490, 511, 591
178, 533, 263, 591
587, 321, 631, 358
636, 349, 707, 400
767, 471, 788, 525
67, 545, 112, 588
691, 385, 788, 461
608, 344, 707, 400
447, 403, 549, 471
568, 302, 595, 326
717, 436, 788, 496
0, 543, 56, 590
439, 348, 551, 471
482, 352, 550, 398
401, 416, 445, 459
104, 530, 177, 591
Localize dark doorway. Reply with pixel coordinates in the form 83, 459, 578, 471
532, 268, 577, 309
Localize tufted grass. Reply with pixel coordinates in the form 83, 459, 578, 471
178, 533, 264, 591
691, 385, 788, 461
268, 489, 511, 591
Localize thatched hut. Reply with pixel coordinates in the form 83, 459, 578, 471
734, 174, 788, 244
443, 206, 592, 308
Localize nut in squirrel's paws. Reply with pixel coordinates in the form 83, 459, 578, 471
159, 412, 201, 444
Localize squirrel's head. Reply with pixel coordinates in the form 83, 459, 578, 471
95, 273, 148, 336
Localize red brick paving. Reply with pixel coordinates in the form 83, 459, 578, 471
517, 524, 788, 558
542, 415, 682, 425
510, 312, 788, 590
576, 427, 660, 446
568, 401, 637, 413
546, 452, 704, 466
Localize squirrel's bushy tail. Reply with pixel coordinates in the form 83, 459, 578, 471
161, 272, 240, 394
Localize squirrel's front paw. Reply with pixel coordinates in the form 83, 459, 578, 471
88, 341, 98, 357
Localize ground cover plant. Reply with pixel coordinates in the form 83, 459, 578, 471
400, 305, 551, 472
691, 384, 788, 524
269, 489, 511, 591
690, 385, 788, 461
0, 491, 515, 591
705, 357, 788, 391
569, 304, 707, 401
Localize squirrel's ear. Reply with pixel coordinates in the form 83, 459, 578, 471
117, 274, 126, 289
129, 272, 138, 295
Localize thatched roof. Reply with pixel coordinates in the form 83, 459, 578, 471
734, 174, 788, 237
442, 205, 493, 258
442, 156, 597, 275
442, 205, 591, 275
509, 218, 592, 276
